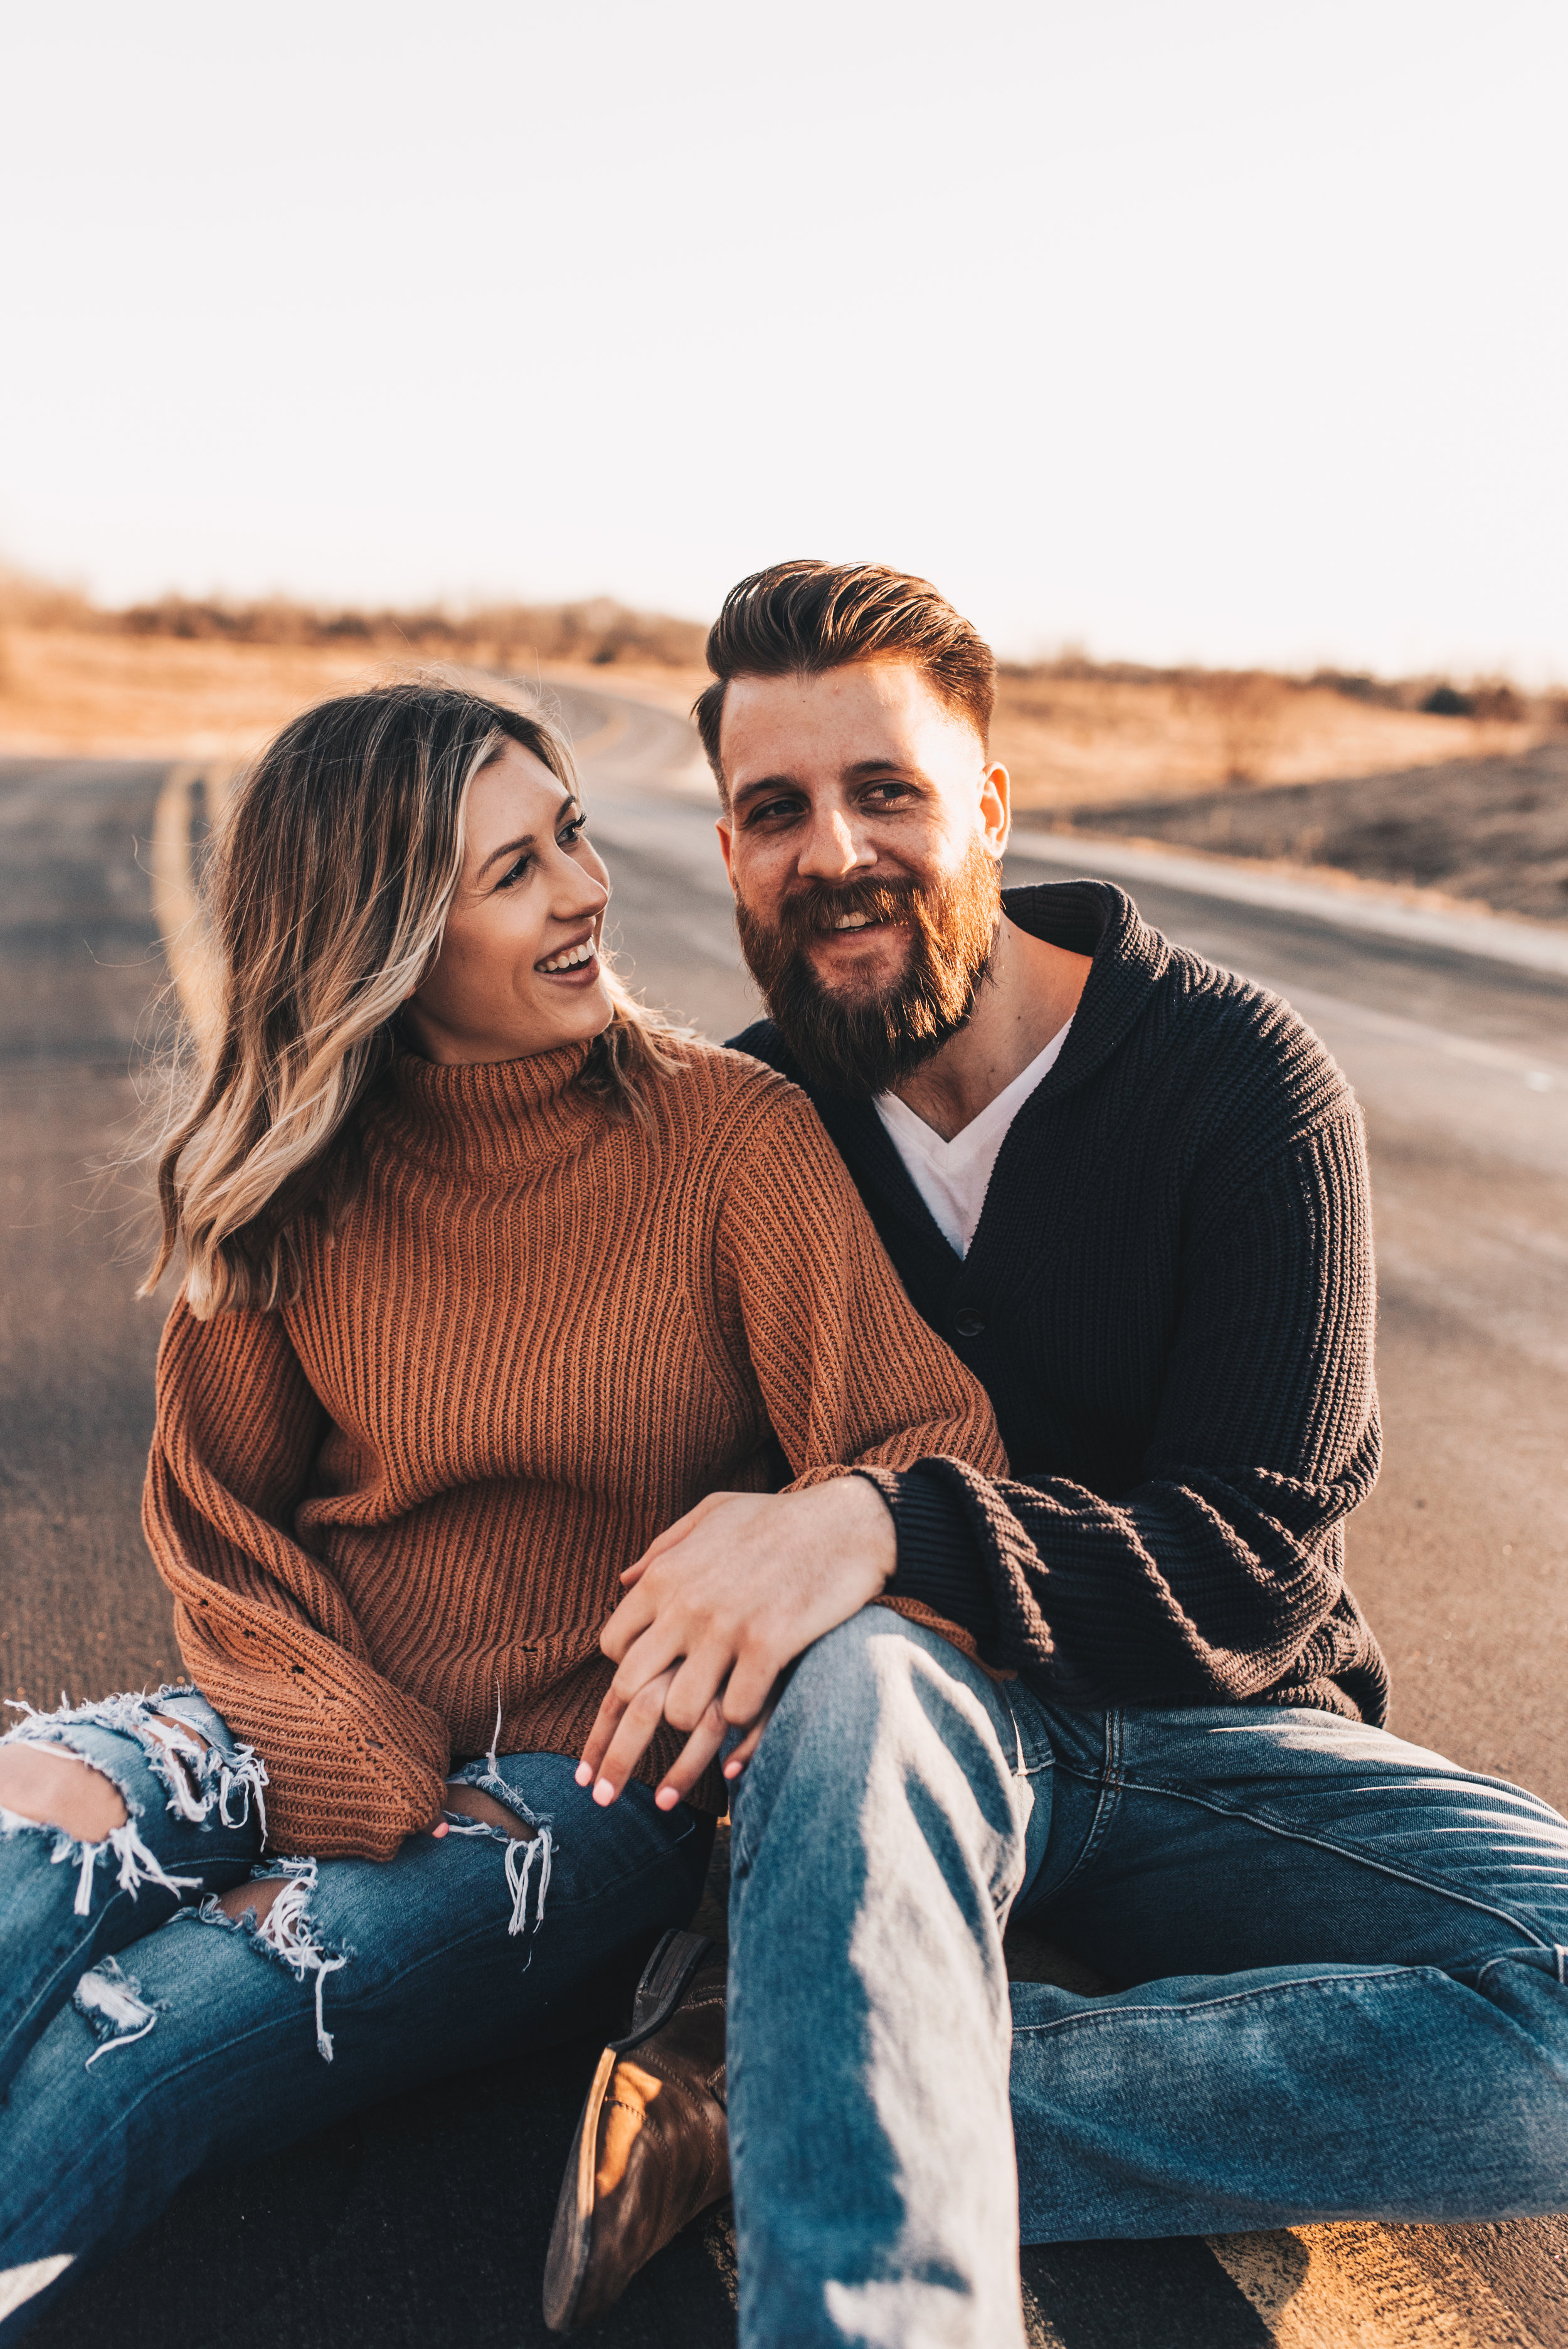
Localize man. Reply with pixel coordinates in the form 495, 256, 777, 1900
544, 561, 1568, 2345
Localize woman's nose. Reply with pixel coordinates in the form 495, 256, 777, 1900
554, 847, 612, 915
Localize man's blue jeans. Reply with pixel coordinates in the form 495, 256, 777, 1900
728, 1611, 1568, 2349
0, 1686, 711, 2341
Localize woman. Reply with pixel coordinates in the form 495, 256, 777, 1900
0, 679, 1004, 2332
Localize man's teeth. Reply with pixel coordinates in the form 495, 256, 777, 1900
539, 939, 595, 972
833, 912, 872, 930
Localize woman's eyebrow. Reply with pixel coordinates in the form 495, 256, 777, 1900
477, 832, 536, 879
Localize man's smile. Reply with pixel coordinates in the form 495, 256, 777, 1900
809, 916, 908, 966
817, 912, 900, 937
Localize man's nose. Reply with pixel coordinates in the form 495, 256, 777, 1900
795, 805, 873, 882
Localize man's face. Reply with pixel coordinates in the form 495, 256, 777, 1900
716, 660, 1010, 1095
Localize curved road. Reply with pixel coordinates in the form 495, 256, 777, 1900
2, 686, 1564, 2347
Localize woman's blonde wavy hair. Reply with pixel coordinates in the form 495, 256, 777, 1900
144, 677, 678, 1318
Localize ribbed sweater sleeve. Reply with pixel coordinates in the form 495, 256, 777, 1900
142, 1298, 452, 1860
880, 1111, 1385, 1712
711, 1092, 1007, 1492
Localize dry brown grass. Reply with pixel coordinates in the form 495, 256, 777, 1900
0, 576, 711, 758
0, 627, 406, 757
991, 667, 1550, 813
1, 573, 1558, 803
0, 628, 709, 762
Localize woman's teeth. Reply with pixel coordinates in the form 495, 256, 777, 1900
539, 939, 595, 973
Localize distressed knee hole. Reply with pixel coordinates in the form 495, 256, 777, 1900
0, 1743, 127, 1841
138, 1711, 268, 1833
73, 1956, 166, 2067
143, 1712, 212, 1804
214, 1877, 287, 1927
441, 1764, 554, 1943
442, 1782, 536, 1839
198, 1861, 349, 2062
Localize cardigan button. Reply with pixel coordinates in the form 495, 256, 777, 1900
954, 1307, 986, 1338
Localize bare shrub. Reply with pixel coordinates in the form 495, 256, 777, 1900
0, 564, 98, 630
1421, 682, 1475, 718
1468, 680, 1526, 724
112, 591, 708, 670
1195, 670, 1288, 785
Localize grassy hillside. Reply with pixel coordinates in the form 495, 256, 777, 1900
3, 575, 1562, 918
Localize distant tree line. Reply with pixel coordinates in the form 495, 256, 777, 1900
1, 563, 1560, 718
0, 571, 708, 671
113, 593, 710, 671
999, 657, 1556, 727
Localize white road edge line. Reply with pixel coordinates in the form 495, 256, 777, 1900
1245, 976, 1565, 1089
151, 762, 238, 1043
1005, 829, 1568, 979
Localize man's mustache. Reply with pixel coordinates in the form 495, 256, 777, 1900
760, 878, 926, 945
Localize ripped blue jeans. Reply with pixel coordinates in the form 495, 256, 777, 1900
726, 1612, 1568, 2349
0, 1685, 712, 2340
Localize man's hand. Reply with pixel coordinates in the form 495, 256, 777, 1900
576, 1477, 898, 1808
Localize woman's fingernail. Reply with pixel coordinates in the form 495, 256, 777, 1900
655, 1786, 677, 1810
723, 1759, 741, 1779
593, 1778, 615, 1805
432, 1820, 450, 1838
575, 1763, 592, 1787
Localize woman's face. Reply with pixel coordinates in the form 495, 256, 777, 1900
402, 738, 615, 1065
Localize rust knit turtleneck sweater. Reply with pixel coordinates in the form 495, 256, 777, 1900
142, 1037, 1005, 1860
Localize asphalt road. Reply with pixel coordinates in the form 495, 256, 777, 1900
3, 689, 1565, 2348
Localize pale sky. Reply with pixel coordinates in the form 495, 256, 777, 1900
4, 0, 1564, 677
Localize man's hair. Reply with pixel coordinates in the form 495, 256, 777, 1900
692, 559, 995, 800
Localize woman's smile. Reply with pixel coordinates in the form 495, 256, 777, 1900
404, 740, 615, 1063
536, 924, 601, 981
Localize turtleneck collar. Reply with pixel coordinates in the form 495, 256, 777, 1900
378, 1040, 604, 1175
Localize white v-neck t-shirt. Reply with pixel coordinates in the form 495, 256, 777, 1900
873, 1022, 1073, 1259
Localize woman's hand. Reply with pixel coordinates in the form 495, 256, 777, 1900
576, 1478, 896, 1806
576, 1664, 778, 1811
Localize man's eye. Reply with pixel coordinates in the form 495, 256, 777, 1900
744, 795, 805, 827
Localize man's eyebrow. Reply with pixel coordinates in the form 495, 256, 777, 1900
842, 758, 924, 784
730, 773, 799, 813
475, 798, 581, 879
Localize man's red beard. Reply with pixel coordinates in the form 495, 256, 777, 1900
733, 839, 1002, 1097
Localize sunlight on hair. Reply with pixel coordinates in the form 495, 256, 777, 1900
136, 676, 684, 1318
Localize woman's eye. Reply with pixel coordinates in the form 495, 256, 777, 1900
495, 854, 532, 890
560, 817, 588, 848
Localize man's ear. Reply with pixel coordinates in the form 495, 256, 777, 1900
716, 816, 736, 894
980, 761, 1011, 859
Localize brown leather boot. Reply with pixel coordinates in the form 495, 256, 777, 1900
543, 1928, 730, 2332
